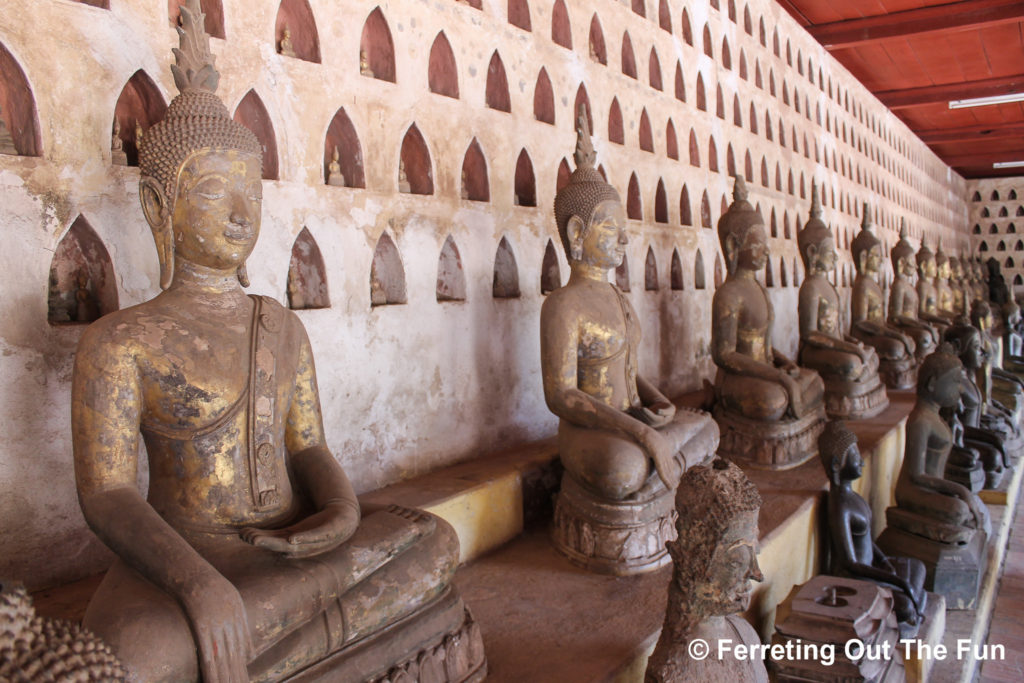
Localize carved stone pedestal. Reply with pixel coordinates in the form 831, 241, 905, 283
876, 525, 986, 610
772, 576, 905, 683
822, 375, 889, 420
877, 356, 916, 390
713, 403, 826, 470
551, 472, 677, 576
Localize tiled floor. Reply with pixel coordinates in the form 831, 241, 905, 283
980, 492, 1024, 682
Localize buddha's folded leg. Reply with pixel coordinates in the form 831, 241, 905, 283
558, 420, 652, 500
656, 408, 719, 469
801, 346, 865, 381
719, 373, 789, 422
869, 335, 908, 360
899, 488, 973, 528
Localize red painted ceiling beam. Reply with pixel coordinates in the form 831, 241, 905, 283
940, 149, 1024, 166
810, 0, 1024, 49
877, 74, 1024, 108
917, 122, 1024, 143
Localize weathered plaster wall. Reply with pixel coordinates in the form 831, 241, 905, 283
967, 177, 1024, 297
0, 0, 970, 589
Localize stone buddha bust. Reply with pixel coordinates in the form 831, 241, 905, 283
916, 241, 952, 331
849, 205, 916, 389
887, 220, 938, 361
797, 185, 887, 419
73, 4, 484, 681
645, 459, 767, 683
818, 420, 926, 633
542, 108, 717, 575
710, 176, 825, 468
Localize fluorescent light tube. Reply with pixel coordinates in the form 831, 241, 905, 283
949, 92, 1024, 109
993, 161, 1024, 169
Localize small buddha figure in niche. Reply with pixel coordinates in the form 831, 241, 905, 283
73, 4, 484, 681
711, 175, 825, 469
542, 108, 717, 575
934, 242, 958, 319
916, 241, 952, 331
398, 158, 411, 193
645, 459, 767, 683
278, 24, 296, 58
818, 420, 926, 634
74, 270, 99, 323
110, 118, 127, 166
0, 103, 16, 155
360, 47, 374, 77
47, 269, 71, 323
887, 221, 938, 361
849, 205, 916, 389
797, 184, 887, 419
326, 146, 345, 187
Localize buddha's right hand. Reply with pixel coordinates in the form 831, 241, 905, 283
642, 429, 682, 490
182, 576, 252, 683
778, 372, 804, 417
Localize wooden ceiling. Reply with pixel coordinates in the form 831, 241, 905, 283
777, 0, 1024, 179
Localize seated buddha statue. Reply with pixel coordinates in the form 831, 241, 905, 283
711, 176, 825, 469
887, 221, 938, 361
916, 242, 952, 332
818, 420, 927, 634
541, 108, 718, 575
645, 459, 767, 683
797, 185, 887, 419
73, 5, 484, 681
972, 258, 989, 307
934, 243, 959, 320
849, 205, 916, 389
971, 301, 1024, 425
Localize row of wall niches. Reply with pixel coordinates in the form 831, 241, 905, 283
1, 1, 957, 226
49, 215, 853, 325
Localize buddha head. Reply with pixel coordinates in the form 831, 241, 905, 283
944, 322, 985, 371
971, 300, 994, 335
668, 459, 763, 617
553, 107, 626, 271
717, 175, 767, 276
138, 0, 263, 290
917, 241, 937, 280
918, 345, 966, 407
891, 220, 916, 279
851, 203, 882, 276
797, 183, 836, 275
818, 420, 861, 487
935, 242, 952, 282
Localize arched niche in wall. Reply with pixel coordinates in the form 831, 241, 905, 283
973, 224, 982, 234
287, 227, 329, 310
616, 254, 631, 291
461, 138, 489, 202
360, 7, 396, 82
721, 38, 732, 69
696, 73, 706, 111
779, 256, 788, 287
732, 94, 742, 127
726, 144, 736, 176
589, 14, 607, 64
632, 0, 645, 17
486, 51, 511, 112
1013, 274, 1022, 286
702, 24, 713, 58
275, 0, 320, 63
0, 42, 42, 157
700, 191, 712, 228
792, 257, 800, 285
770, 208, 778, 237
508, 0, 532, 31
655, 179, 668, 223
645, 247, 659, 291
514, 148, 536, 207
428, 32, 459, 98
715, 84, 725, 119
627, 173, 642, 220
659, 0, 672, 31
744, 151, 753, 183
552, 0, 572, 49
493, 236, 521, 298
111, 70, 167, 167
541, 238, 561, 294
694, 250, 706, 289
674, 62, 686, 102
749, 102, 758, 134
457, 0, 483, 8
999, 206, 1010, 217
707, 136, 718, 172
764, 258, 774, 287
688, 130, 700, 167
1018, 206, 1024, 216
323, 107, 365, 188
760, 157, 769, 187
573, 83, 593, 131
608, 98, 624, 144
533, 68, 554, 124
47, 215, 118, 324
370, 231, 406, 306
649, 49, 662, 90
990, 223, 999, 234
75, 1, 109, 7
621, 32, 637, 79
168, 0, 225, 39
556, 157, 571, 193
670, 248, 683, 290
436, 235, 467, 302
681, 9, 693, 45
639, 109, 653, 152
399, 123, 433, 195
680, 185, 692, 226
666, 120, 678, 160
233, 90, 278, 180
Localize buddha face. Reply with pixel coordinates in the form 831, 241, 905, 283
735, 223, 768, 272
897, 254, 916, 278
171, 149, 263, 271
862, 245, 882, 274
840, 443, 863, 482
807, 236, 837, 274
937, 258, 951, 281
960, 332, 985, 371
926, 363, 965, 407
573, 199, 627, 269
919, 255, 936, 279
701, 510, 763, 615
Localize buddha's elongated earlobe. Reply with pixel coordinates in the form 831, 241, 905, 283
237, 263, 250, 287
140, 176, 175, 290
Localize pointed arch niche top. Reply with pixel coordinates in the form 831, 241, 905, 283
233, 90, 278, 180
48, 215, 118, 324
323, 107, 365, 188
275, 0, 321, 63
0, 41, 42, 157
168, 1, 225, 39
113, 70, 168, 167
287, 227, 329, 310
360, 7, 396, 82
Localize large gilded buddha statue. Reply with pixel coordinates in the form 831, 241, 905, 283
887, 220, 938, 361
849, 205, 916, 389
73, 4, 484, 681
797, 185, 887, 419
710, 176, 826, 469
541, 109, 718, 575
